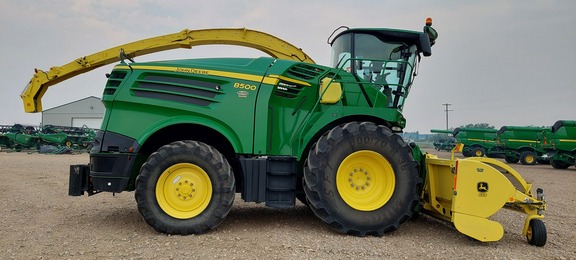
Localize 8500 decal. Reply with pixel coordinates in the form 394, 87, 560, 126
234, 82, 257, 91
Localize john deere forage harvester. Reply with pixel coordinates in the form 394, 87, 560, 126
20, 19, 547, 246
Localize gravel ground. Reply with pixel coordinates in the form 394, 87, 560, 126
0, 149, 574, 259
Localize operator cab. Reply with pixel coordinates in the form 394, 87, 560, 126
329, 25, 434, 110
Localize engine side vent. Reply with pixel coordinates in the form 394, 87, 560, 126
133, 75, 222, 107
103, 71, 127, 96
286, 63, 325, 80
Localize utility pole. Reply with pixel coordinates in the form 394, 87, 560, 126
442, 103, 453, 130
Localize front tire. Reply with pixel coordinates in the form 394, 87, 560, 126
526, 219, 547, 246
304, 122, 421, 236
505, 156, 519, 163
550, 159, 570, 169
520, 151, 537, 165
135, 140, 235, 235
471, 147, 485, 157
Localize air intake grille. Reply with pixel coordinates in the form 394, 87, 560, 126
133, 75, 222, 106
103, 71, 127, 96
286, 64, 325, 80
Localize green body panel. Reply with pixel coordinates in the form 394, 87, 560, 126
101, 57, 403, 159
541, 120, 576, 166
452, 128, 498, 155
102, 58, 277, 154
495, 126, 549, 160
548, 120, 576, 152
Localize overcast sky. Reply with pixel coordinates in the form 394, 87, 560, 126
1, 0, 574, 133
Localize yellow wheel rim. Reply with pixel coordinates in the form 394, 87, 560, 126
525, 154, 534, 164
475, 150, 482, 157
156, 163, 212, 219
336, 150, 395, 211
526, 224, 533, 240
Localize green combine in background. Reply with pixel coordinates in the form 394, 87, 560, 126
541, 120, 576, 169
452, 127, 498, 157
495, 126, 549, 165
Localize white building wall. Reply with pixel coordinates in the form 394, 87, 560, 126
42, 96, 105, 129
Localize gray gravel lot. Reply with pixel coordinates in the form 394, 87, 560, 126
0, 149, 574, 259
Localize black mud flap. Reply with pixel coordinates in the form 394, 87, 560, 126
69, 164, 97, 196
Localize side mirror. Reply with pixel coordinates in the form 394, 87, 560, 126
419, 33, 432, 57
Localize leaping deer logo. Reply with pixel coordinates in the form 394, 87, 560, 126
477, 182, 489, 192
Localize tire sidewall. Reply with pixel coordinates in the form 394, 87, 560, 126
308, 122, 419, 230
472, 147, 485, 157
527, 219, 547, 246
136, 141, 234, 234
520, 151, 536, 165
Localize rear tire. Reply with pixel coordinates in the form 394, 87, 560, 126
550, 159, 570, 169
520, 151, 537, 165
135, 140, 235, 235
471, 147, 485, 157
526, 219, 547, 246
505, 156, 519, 163
304, 122, 421, 236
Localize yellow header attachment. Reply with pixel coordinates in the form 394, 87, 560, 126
21, 28, 315, 113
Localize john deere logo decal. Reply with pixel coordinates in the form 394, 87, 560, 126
477, 182, 489, 192
237, 91, 249, 98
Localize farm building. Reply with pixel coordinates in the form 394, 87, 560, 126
41, 96, 104, 129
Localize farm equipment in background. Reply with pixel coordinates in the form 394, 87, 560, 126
540, 120, 576, 169
495, 126, 549, 165
38, 125, 96, 150
2, 124, 41, 150
0, 124, 96, 152
430, 129, 455, 151
451, 128, 499, 158
21, 19, 548, 246
434, 139, 456, 152
0, 125, 15, 150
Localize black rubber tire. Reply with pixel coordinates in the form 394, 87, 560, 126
550, 159, 570, 169
135, 140, 235, 235
461, 149, 471, 157
526, 218, 547, 246
505, 156, 519, 164
471, 147, 485, 157
296, 177, 309, 206
520, 151, 537, 165
304, 122, 421, 236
